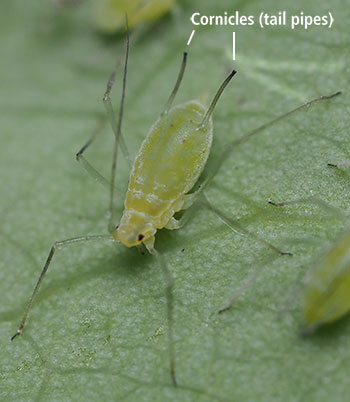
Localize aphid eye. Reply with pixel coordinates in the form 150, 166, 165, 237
138, 234, 144, 241
115, 225, 119, 229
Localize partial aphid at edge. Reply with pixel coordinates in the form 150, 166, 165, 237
268, 195, 349, 335
96, 0, 176, 33
302, 228, 350, 335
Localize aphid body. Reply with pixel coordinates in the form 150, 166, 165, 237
303, 228, 350, 332
97, 0, 176, 33
10, 37, 235, 386
11, 20, 340, 384
268, 187, 350, 335
114, 102, 212, 250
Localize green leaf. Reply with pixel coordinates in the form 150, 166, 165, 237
1, 0, 349, 401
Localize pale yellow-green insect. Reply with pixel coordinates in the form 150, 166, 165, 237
10, 27, 236, 386
96, 0, 176, 33
10, 23, 340, 386
303, 228, 350, 333
114, 100, 214, 250
269, 192, 349, 335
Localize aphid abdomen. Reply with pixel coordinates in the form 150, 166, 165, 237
126, 101, 213, 227
303, 230, 350, 329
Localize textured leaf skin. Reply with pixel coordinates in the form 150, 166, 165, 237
0, 1, 349, 401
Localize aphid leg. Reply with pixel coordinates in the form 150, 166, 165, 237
182, 190, 201, 209
268, 196, 346, 221
218, 252, 281, 313
164, 217, 183, 230
136, 244, 146, 255
165, 211, 195, 230
328, 159, 350, 168
201, 194, 292, 256
167, 191, 291, 315
161, 52, 188, 116
200, 91, 342, 192
76, 20, 135, 192
76, 117, 110, 189
10, 235, 114, 341
164, 192, 201, 230
104, 18, 131, 233
148, 246, 177, 387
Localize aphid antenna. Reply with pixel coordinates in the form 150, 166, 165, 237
106, 15, 130, 234
102, 51, 132, 169
162, 52, 188, 116
199, 69, 237, 127
76, 20, 143, 194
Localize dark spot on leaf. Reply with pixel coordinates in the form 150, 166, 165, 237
138, 234, 144, 241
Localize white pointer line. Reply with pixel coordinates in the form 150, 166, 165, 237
187, 30, 195, 46
232, 32, 236, 60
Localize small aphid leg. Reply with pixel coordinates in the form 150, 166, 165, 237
218, 252, 283, 313
201, 194, 292, 256
199, 69, 237, 127
182, 190, 202, 209
149, 247, 177, 387
10, 328, 22, 341
218, 274, 256, 314
164, 191, 204, 231
10, 235, 113, 342
162, 52, 188, 116
136, 244, 146, 256
75, 117, 110, 189
328, 159, 350, 169
76, 117, 106, 160
164, 217, 182, 230
325, 91, 342, 98
268, 196, 346, 221
268, 201, 284, 207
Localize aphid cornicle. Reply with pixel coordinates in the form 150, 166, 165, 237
11, 25, 237, 386
11, 20, 341, 386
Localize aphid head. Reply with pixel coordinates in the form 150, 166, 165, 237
112, 212, 156, 248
